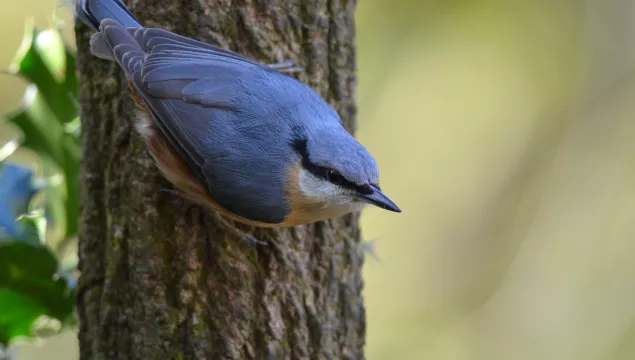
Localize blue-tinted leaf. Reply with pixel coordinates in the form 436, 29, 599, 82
0, 163, 38, 241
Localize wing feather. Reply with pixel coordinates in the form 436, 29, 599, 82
98, 20, 285, 190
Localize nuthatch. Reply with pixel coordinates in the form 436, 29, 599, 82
76, 0, 400, 230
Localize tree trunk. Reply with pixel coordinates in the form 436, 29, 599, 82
74, 0, 364, 359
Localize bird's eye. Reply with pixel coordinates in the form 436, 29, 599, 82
326, 169, 346, 185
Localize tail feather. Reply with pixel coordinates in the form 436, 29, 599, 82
75, 0, 143, 61
76, 0, 142, 31
100, 20, 145, 74
88, 32, 114, 60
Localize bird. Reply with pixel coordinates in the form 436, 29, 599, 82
75, 0, 400, 240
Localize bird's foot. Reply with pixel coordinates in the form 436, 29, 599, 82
158, 189, 266, 247
159, 188, 182, 197
212, 212, 268, 247
158, 188, 189, 207
267, 60, 304, 73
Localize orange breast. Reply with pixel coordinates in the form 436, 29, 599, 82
128, 83, 283, 227
143, 123, 286, 227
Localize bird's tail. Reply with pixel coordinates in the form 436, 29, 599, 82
73, 0, 143, 60
75, 0, 142, 31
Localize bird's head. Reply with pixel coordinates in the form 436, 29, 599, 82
284, 124, 400, 224
199, 71, 400, 227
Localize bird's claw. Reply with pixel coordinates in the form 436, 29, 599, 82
236, 230, 268, 247
268, 60, 304, 73
159, 188, 186, 205
212, 212, 268, 247
268, 60, 295, 69
159, 188, 181, 196
279, 66, 304, 73
158, 189, 266, 247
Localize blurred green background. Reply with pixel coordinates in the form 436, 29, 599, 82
3, 0, 635, 359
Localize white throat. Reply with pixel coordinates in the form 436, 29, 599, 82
297, 168, 366, 213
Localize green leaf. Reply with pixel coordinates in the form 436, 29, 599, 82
9, 22, 78, 124
0, 139, 19, 164
0, 164, 40, 242
4, 87, 68, 169
0, 288, 46, 346
16, 211, 47, 246
0, 241, 75, 346
3, 22, 81, 241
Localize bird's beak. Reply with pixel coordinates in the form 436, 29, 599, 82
358, 185, 401, 213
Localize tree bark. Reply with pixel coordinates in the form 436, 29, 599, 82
75, 0, 364, 359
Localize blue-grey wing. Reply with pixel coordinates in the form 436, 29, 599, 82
99, 20, 277, 177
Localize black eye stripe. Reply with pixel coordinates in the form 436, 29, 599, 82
291, 138, 308, 156
290, 137, 372, 194
357, 184, 373, 195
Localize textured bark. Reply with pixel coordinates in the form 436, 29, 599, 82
75, 0, 363, 359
